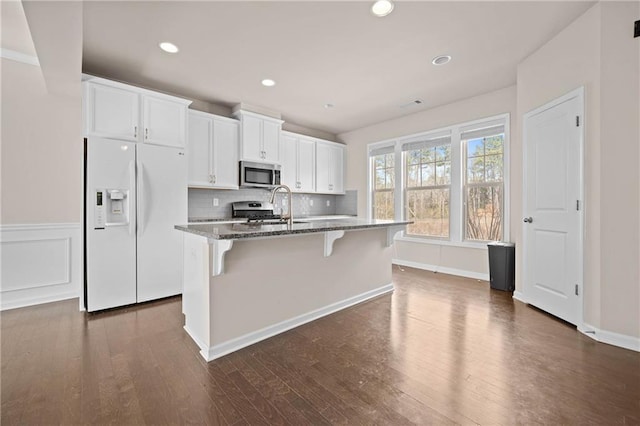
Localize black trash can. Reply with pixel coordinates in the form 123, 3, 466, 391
487, 242, 515, 291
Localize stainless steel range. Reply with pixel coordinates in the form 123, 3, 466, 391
231, 201, 283, 223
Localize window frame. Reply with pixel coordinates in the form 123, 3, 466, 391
366, 113, 510, 248
462, 127, 507, 243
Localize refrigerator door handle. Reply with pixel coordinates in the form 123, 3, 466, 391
129, 160, 136, 236
137, 160, 144, 236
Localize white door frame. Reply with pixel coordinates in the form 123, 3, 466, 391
520, 86, 585, 328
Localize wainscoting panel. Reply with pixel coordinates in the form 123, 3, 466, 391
1, 224, 81, 310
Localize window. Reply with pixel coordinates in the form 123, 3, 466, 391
367, 114, 509, 245
403, 135, 451, 237
462, 124, 505, 241
370, 146, 395, 220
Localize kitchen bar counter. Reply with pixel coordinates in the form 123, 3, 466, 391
175, 218, 410, 240
175, 218, 409, 362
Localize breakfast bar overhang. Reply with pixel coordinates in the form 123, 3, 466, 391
175, 219, 409, 361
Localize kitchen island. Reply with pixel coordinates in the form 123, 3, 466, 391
175, 218, 410, 361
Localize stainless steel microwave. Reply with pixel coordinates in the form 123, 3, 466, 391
239, 161, 281, 188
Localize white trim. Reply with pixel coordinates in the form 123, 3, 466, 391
579, 324, 640, 353
0, 223, 81, 232
0, 48, 40, 66
392, 259, 489, 281
1, 223, 82, 311
521, 86, 585, 328
200, 283, 394, 361
512, 290, 527, 303
396, 235, 489, 250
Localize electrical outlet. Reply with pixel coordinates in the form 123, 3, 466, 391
213, 198, 219, 207
326, 200, 331, 207
309, 199, 314, 207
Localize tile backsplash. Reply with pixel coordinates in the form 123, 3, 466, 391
188, 188, 357, 219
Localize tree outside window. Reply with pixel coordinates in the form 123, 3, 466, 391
405, 145, 451, 237
464, 134, 504, 241
372, 153, 394, 220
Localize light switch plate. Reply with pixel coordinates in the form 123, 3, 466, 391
309, 199, 314, 206
213, 198, 219, 207
326, 200, 331, 207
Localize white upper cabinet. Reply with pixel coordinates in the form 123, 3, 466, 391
316, 141, 345, 194
142, 95, 188, 147
280, 132, 316, 193
85, 83, 140, 141
187, 110, 239, 189
83, 76, 191, 147
233, 110, 283, 163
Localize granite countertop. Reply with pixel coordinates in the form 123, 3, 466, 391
175, 218, 411, 240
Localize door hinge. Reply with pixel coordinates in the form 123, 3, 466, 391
576, 116, 580, 127
576, 200, 580, 211
575, 284, 579, 296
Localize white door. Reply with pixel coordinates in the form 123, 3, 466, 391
85, 138, 137, 311
298, 137, 316, 193
142, 95, 187, 148
280, 134, 298, 189
85, 83, 139, 141
331, 144, 345, 194
240, 115, 263, 161
136, 144, 187, 302
212, 118, 239, 188
262, 120, 281, 163
522, 88, 583, 325
187, 112, 213, 187
316, 142, 332, 193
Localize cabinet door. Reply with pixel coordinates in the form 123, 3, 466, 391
212, 118, 239, 189
280, 134, 298, 189
240, 115, 263, 161
331, 145, 345, 194
86, 83, 139, 141
298, 138, 316, 193
262, 120, 281, 163
143, 95, 187, 148
316, 143, 332, 193
187, 113, 213, 187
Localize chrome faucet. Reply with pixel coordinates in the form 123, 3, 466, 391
269, 185, 293, 227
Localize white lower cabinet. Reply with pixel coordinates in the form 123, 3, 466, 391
187, 110, 239, 189
281, 132, 316, 192
316, 141, 345, 194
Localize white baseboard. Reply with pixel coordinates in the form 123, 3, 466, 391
512, 291, 526, 303
202, 283, 394, 362
1, 223, 81, 310
579, 323, 640, 352
392, 258, 489, 281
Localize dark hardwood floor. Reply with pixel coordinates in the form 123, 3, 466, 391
2, 266, 639, 425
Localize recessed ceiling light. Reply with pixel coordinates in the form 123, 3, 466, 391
432, 55, 452, 66
261, 79, 276, 87
371, 0, 394, 17
324, 103, 334, 109
159, 42, 179, 53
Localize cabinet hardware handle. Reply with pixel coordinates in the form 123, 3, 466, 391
134, 126, 138, 139
145, 128, 149, 140
213, 175, 216, 184
523, 217, 533, 223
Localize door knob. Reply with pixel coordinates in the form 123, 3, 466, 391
523, 217, 533, 223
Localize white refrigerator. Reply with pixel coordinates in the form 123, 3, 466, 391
85, 137, 187, 312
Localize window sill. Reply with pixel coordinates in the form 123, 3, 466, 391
396, 235, 489, 250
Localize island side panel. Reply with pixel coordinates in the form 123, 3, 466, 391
208, 228, 393, 356
182, 232, 211, 354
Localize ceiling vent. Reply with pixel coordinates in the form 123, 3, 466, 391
399, 99, 423, 109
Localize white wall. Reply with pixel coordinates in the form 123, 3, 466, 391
517, 2, 639, 341
339, 86, 517, 279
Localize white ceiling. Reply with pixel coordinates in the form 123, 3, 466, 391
83, 1, 594, 136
